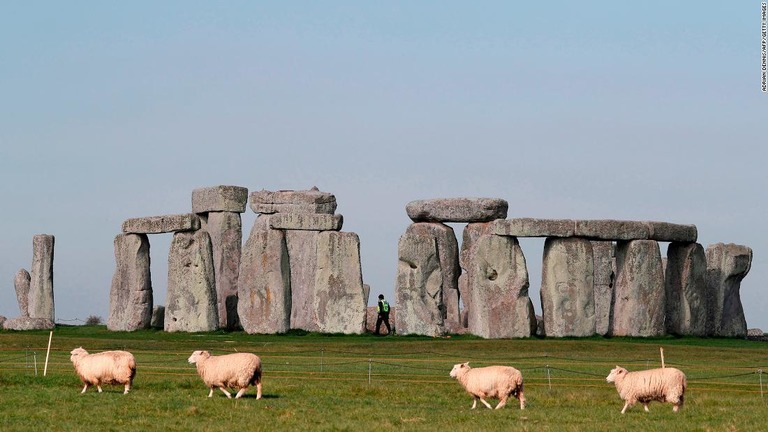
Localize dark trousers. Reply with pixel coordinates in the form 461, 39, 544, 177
375, 314, 391, 334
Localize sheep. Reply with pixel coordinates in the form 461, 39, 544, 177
606, 365, 687, 414
187, 350, 262, 399
449, 362, 526, 410
69, 347, 136, 394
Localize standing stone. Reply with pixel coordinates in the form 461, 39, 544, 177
28, 234, 55, 322
204, 212, 243, 329
592, 241, 615, 336
238, 216, 291, 334
108, 234, 153, 331
610, 240, 665, 337
395, 232, 445, 336
286, 230, 321, 331
14, 269, 31, 317
706, 243, 752, 337
459, 222, 494, 326
165, 230, 218, 332
406, 223, 461, 332
314, 231, 367, 334
665, 242, 709, 336
540, 237, 595, 337
467, 234, 536, 339
151, 305, 165, 329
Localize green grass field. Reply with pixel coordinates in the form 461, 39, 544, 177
1, 326, 766, 431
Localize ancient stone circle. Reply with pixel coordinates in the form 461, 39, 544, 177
2, 187, 754, 338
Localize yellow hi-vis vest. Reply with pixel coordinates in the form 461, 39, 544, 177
377, 300, 390, 313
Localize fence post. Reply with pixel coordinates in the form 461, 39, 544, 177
321, 349, 324, 373
34, 352, 38, 376
546, 365, 552, 390
759, 369, 764, 401
368, 359, 372, 385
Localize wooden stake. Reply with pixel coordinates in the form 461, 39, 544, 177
660, 347, 665, 368
43, 330, 53, 377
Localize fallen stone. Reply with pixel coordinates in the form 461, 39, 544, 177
192, 185, 249, 213
406, 198, 508, 223
122, 213, 200, 234
269, 213, 343, 231
3, 316, 54, 330
250, 188, 337, 215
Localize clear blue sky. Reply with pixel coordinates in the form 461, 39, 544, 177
1, 2, 765, 330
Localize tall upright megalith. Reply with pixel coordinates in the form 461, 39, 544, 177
14, 269, 31, 317
395, 232, 445, 336
28, 234, 55, 322
610, 240, 665, 337
540, 237, 595, 337
665, 242, 708, 336
592, 241, 615, 336
706, 243, 752, 337
193, 185, 249, 330
165, 230, 218, 332
108, 233, 153, 331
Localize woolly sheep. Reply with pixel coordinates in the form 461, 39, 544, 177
606, 366, 687, 414
449, 362, 526, 410
188, 350, 262, 399
69, 347, 136, 394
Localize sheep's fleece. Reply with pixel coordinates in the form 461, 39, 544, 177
606, 365, 687, 414
69, 347, 136, 394
188, 350, 262, 399
450, 362, 526, 410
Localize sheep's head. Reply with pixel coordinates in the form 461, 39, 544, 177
70, 347, 88, 362
188, 350, 211, 364
450, 362, 470, 379
606, 366, 627, 383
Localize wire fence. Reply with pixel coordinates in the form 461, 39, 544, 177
1, 346, 765, 400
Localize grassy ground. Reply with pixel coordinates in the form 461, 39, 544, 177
1, 326, 766, 431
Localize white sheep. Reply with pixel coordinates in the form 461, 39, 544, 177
69, 347, 136, 394
449, 362, 526, 409
187, 350, 263, 399
606, 365, 687, 414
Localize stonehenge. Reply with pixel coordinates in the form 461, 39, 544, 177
5, 188, 752, 340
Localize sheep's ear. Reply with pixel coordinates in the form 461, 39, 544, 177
464, 362, 470, 367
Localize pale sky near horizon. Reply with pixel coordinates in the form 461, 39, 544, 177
2, 2, 766, 331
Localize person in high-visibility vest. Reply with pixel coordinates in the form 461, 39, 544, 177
375, 294, 392, 335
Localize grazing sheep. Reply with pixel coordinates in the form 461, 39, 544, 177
69, 347, 136, 394
188, 350, 262, 399
449, 362, 526, 410
606, 366, 687, 414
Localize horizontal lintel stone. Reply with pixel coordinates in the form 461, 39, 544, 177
268, 213, 343, 231
406, 198, 508, 223
490, 218, 575, 237
122, 213, 200, 234
192, 185, 248, 213
490, 218, 697, 242
250, 189, 337, 214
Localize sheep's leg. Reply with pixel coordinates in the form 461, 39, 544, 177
97, 385, 103, 393
495, 396, 508, 410
80, 384, 89, 394
256, 382, 263, 400
208, 388, 215, 397
517, 390, 526, 410
234, 387, 248, 399
479, 398, 493, 409
123, 383, 131, 394
471, 398, 478, 409
643, 403, 649, 412
621, 401, 631, 414
219, 387, 233, 398
673, 404, 680, 413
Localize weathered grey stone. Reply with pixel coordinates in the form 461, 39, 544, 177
3, 316, 54, 330
610, 240, 665, 336
747, 328, 764, 337
238, 216, 291, 334
250, 189, 337, 215
14, 269, 31, 317
151, 305, 165, 329
0, 316, 5, 328
286, 230, 321, 331
574, 220, 650, 241
406, 223, 461, 332
28, 234, 54, 322
406, 198, 508, 223
122, 213, 200, 234
458, 222, 494, 325
165, 230, 218, 332
540, 237, 595, 337
592, 241, 615, 336
491, 218, 575, 238
706, 243, 752, 338
646, 221, 697, 242
467, 234, 536, 339
395, 232, 445, 336
204, 212, 243, 330
269, 213, 343, 231
314, 231, 367, 334
108, 234, 153, 331
192, 185, 248, 213
665, 242, 709, 336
